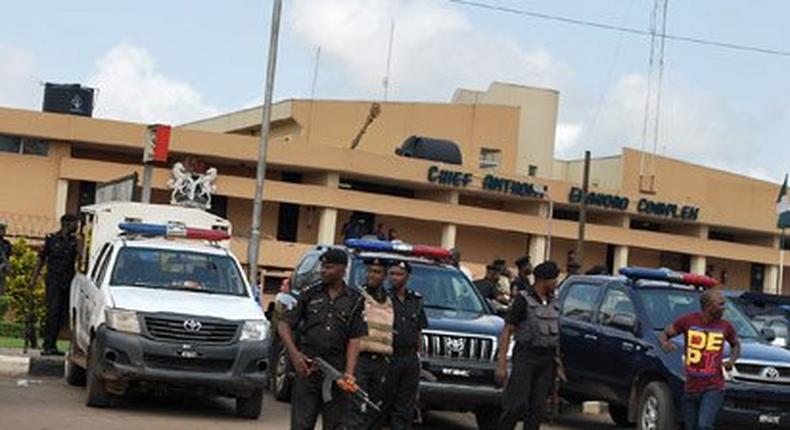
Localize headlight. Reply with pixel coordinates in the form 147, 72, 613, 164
240, 320, 269, 341
105, 309, 141, 334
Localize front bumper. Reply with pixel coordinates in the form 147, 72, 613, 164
718, 381, 790, 429
419, 358, 503, 410
94, 325, 269, 397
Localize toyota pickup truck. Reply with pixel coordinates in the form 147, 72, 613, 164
65, 202, 270, 418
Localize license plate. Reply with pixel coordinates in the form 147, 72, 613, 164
178, 350, 199, 358
759, 414, 781, 425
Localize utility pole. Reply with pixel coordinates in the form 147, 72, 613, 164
248, 0, 283, 285
575, 150, 591, 268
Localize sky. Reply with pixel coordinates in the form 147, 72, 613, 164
1, 0, 788, 183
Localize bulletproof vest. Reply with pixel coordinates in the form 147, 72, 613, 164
360, 290, 394, 355
514, 291, 560, 349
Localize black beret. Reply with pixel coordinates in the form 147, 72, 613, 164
514, 256, 532, 270
320, 249, 348, 266
390, 260, 412, 273
533, 261, 560, 280
364, 257, 387, 267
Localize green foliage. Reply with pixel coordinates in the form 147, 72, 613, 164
4, 239, 46, 329
0, 295, 10, 321
0, 321, 23, 337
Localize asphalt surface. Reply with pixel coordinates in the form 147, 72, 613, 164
0, 376, 624, 430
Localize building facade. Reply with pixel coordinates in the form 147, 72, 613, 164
0, 82, 786, 293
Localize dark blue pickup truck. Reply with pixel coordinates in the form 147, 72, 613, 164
558, 267, 790, 430
267, 239, 506, 429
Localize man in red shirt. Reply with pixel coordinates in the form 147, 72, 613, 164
658, 289, 741, 430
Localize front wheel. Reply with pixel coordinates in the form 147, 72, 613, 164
65, 330, 86, 387
272, 346, 292, 402
85, 339, 112, 407
236, 388, 264, 419
636, 381, 675, 430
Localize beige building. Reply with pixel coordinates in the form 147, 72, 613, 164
0, 82, 786, 293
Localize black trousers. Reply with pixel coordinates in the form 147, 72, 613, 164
43, 277, 70, 350
380, 354, 420, 430
496, 351, 555, 430
347, 353, 390, 430
290, 371, 347, 430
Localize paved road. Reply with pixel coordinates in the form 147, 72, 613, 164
0, 376, 623, 430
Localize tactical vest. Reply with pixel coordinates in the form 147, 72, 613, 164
360, 291, 394, 355
514, 291, 560, 349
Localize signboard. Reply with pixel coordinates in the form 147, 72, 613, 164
426, 165, 546, 199
95, 173, 139, 204
143, 124, 172, 163
568, 186, 700, 221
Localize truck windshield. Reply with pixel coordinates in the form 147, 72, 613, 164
350, 260, 487, 314
637, 289, 760, 339
110, 247, 247, 296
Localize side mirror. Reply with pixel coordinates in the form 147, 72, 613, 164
611, 313, 638, 333
761, 327, 777, 343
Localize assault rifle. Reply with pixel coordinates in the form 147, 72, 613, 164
312, 356, 381, 413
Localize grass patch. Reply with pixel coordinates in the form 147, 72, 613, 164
0, 336, 69, 351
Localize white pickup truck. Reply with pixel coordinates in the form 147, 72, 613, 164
66, 202, 270, 418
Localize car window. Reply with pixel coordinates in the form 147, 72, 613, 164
90, 243, 111, 282
562, 283, 601, 322
93, 246, 114, 288
597, 288, 636, 328
293, 253, 321, 290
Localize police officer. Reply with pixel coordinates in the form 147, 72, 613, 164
347, 257, 394, 430
0, 221, 12, 296
495, 261, 561, 430
278, 249, 367, 430
511, 256, 533, 295
31, 214, 79, 356
382, 260, 427, 430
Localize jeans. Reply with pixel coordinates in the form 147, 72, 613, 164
683, 389, 724, 430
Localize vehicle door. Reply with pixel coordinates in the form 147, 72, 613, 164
559, 280, 606, 398
591, 285, 642, 402
80, 243, 113, 348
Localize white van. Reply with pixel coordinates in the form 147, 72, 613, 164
66, 202, 269, 418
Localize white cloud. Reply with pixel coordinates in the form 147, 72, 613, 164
88, 44, 219, 124
289, 0, 571, 100
0, 44, 41, 110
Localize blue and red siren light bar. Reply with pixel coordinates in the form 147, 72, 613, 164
344, 239, 452, 260
619, 266, 718, 288
118, 222, 230, 241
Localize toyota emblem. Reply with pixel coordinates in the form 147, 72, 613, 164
761, 366, 781, 380
445, 337, 465, 354
183, 319, 202, 332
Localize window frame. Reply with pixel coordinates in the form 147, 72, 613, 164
596, 286, 637, 331
561, 281, 605, 323
93, 245, 114, 289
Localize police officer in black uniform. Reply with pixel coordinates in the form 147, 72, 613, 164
495, 261, 561, 430
31, 214, 79, 356
382, 260, 427, 430
347, 257, 394, 430
510, 255, 533, 294
278, 249, 367, 430
0, 221, 12, 296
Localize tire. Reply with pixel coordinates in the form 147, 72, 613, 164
85, 339, 112, 407
236, 388, 264, 419
610, 404, 635, 428
65, 331, 87, 387
474, 406, 500, 430
636, 381, 675, 430
272, 346, 292, 402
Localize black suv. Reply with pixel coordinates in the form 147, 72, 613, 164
266, 240, 506, 428
558, 267, 790, 430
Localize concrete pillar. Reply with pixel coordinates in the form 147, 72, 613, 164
764, 265, 779, 294
690, 255, 707, 275
529, 235, 547, 264
316, 207, 338, 245
55, 179, 68, 219
441, 223, 457, 250
613, 245, 629, 272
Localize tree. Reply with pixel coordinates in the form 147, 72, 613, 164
4, 239, 45, 340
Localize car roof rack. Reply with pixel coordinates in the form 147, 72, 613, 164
619, 266, 718, 289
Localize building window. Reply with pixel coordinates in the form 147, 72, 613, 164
528, 164, 538, 177
479, 147, 502, 170
709, 230, 735, 242
0, 134, 49, 156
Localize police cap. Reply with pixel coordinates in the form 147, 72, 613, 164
320, 249, 348, 266
390, 260, 412, 274
514, 256, 532, 270
364, 257, 387, 267
533, 261, 560, 280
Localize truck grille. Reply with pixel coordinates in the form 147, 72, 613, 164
733, 361, 790, 385
143, 315, 239, 344
421, 331, 496, 361
143, 354, 234, 372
